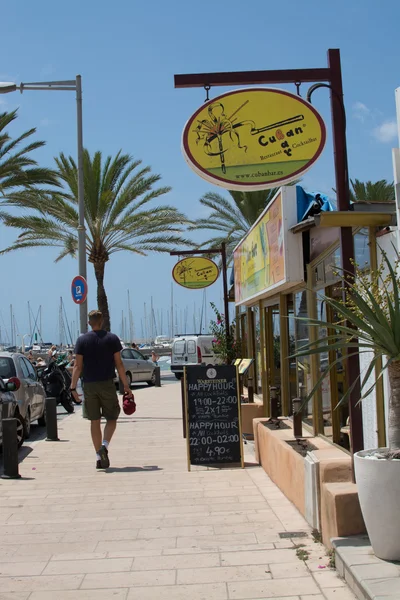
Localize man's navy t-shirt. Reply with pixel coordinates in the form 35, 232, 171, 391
75, 330, 122, 383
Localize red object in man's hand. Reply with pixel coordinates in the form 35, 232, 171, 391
122, 392, 136, 415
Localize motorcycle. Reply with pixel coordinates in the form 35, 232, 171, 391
38, 353, 74, 414
56, 354, 82, 406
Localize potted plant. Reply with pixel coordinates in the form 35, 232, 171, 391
209, 302, 240, 365
294, 249, 400, 560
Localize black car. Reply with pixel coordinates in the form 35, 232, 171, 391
0, 377, 24, 448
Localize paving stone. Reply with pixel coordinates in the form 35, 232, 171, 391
0, 574, 83, 592
220, 549, 297, 566
268, 561, 309, 578
29, 591, 128, 600
133, 552, 219, 570
81, 569, 175, 588
312, 569, 348, 588
137, 525, 214, 539
43, 557, 133, 575
228, 577, 320, 598
126, 582, 228, 600
0, 562, 47, 576
177, 564, 272, 584
177, 533, 257, 549
322, 588, 358, 600
0, 593, 30, 600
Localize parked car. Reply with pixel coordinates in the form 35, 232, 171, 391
115, 348, 156, 386
170, 334, 220, 379
0, 352, 46, 439
0, 376, 24, 447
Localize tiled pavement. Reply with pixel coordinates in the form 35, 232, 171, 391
0, 379, 356, 599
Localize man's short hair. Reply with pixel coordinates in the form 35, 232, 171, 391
88, 310, 103, 325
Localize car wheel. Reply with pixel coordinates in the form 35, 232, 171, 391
147, 370, 156, 386
15, 413, 25, 448
126, 372, 132, 387
23, 409, 31, 440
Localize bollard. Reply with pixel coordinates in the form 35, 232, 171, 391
247, 377, 254, 403
292, 397, 303, 438
154, 366, 161, 387
45, 397, 59, 442
1, 418, 21, 479
270, 386, 279, 419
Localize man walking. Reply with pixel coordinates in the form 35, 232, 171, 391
70, 309, 133, 469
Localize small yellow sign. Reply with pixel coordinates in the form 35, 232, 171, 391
172, 257, 219, 289
182, 87, 326, 191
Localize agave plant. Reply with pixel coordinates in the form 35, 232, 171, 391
294, 249, 400, 456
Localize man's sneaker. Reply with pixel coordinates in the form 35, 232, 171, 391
97, 445, 110, 469
96, 459, 102, 469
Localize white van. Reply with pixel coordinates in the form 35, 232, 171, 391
171, 335, 220, 379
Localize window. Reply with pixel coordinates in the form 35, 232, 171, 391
121, 349, 133, 359
187, 341, 196, 354
0, 357, 16, 379
24, 358, 36, 380
174, 341, 186, 355
132, 349, 145, 360
19, 358, 30, 379
354, 228, 370, 269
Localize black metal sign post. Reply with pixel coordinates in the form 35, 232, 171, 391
170, 243, 230, 346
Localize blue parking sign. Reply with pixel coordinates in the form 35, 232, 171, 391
71, 276, 88, 304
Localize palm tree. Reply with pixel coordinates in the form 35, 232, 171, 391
350, 179, 395, 203
0, 150, 191, 331
191, 187, 295, 264
0, 109, 58, 197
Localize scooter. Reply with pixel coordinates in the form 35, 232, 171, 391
38, 353, 74, 414
56, 354, 82, 405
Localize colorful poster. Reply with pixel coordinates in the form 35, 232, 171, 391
182, 87, 326, 191
172, 257, 219, 289
234, 193, 285, 304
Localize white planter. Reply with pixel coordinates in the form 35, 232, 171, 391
354, 448, 400, 560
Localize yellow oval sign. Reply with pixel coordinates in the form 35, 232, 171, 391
182, 87, 326, 191
172, 257, 219, 289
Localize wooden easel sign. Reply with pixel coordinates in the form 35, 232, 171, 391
184, 365, 244, 471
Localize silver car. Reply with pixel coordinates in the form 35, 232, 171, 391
0, 353, 46, 439
117, 348, 156, 386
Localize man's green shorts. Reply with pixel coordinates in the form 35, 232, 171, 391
83, 379, 121, 421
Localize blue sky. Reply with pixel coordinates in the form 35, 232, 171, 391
1, 0, 399, 344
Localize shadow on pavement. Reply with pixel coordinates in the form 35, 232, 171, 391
104, 465, 162, 474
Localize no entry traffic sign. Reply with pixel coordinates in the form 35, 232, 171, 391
71, 276, 88, 305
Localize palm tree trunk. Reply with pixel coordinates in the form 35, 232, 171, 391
388, 361, 400, 452
93, 261, 111, 331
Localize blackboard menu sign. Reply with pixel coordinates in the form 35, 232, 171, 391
184, 365, 244, 470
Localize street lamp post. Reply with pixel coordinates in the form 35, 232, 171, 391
0, 77, 88, 334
